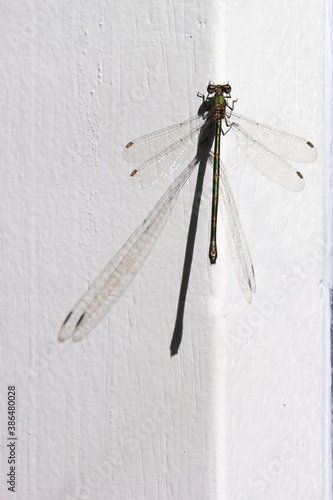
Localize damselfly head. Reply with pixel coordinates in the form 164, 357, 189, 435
207, 83, 232, 95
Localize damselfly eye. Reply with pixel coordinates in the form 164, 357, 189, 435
207, 84, 216, 94
223, 84, 231, 94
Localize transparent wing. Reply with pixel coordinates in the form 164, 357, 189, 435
127, 119, 206, 189
208, 154, 255, 303
123, 114, 206, 163
230, 112, 317, 163
233, 124, 305, 191
58, 158, 199, 342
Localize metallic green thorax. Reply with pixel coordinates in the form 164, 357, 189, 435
209, 87, 227, 264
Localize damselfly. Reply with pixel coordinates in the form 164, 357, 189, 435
58, 83, 317, 344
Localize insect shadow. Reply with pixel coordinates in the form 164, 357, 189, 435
170, 100, 215, 356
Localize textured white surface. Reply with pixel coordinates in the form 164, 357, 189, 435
0, 0, 329, 499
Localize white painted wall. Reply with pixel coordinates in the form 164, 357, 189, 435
1, 0, 329, 498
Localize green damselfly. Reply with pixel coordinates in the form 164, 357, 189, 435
58, 83, 317, 344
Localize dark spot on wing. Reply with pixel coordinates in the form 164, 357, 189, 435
251, 265, 255, 278
76, 313, 85, 328
125, 141, 133, 148
63, 311, 72, 326
296, 171, 303, 179
307, 141, 314, 148
248, 279, 252, 291
130, 169, 138, 177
